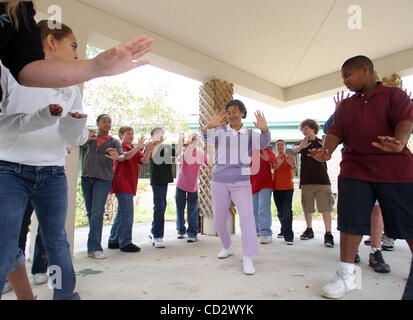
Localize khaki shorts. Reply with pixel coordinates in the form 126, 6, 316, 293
301, 184, 333, 214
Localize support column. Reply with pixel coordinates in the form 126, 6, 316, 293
199, 79, 236, 235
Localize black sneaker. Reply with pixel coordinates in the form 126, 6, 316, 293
120, 243, 141, 252
354, 250, 361, 264
324, 232, 334, 247
369, 250, 391, 273
277, 233, 284, 239
108, 241, 119, 249
300, 228, 314, 240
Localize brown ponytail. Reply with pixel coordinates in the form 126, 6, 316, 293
37, 20, 74, 43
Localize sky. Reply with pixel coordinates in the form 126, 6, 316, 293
83, 63, 413, 127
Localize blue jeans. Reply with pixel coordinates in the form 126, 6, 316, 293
0, 161, 79, 300
81, 177, 112, 253
109, 193, 134, 248
273, 189, 294, 242
175, 187, 199, 239
151, 184, 168, 239
19, 200, 48, 274
252, 188, 273, 237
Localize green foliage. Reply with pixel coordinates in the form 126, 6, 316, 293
83, 79, 190, 136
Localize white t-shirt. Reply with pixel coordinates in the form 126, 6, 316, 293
0, 64, 88, 166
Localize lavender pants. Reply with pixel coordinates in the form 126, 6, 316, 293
211, 180, 259, 256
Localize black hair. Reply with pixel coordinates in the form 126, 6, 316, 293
224, 99, 247, 119
96, 114, 111, 123
342, 55, 374, 74
275, 139, 286, 145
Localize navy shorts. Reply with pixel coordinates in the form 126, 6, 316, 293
337, 178, 413, 239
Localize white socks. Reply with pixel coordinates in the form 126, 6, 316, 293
340, 261, 354, 274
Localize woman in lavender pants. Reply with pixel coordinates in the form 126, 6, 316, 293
203, 99, 270, 275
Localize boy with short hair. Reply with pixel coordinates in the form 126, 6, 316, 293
292, 119, 334, 247
309, 55, 413, 299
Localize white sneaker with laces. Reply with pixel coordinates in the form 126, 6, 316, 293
321, 266, 362, 299
217, 247, 233, 259
153, 238, 165, 248
33, 273, 48, 285
260, 236, 273, 244
88, 251, 106, 259
243, 256, 256, 275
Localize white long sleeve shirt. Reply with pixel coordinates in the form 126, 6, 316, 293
0, 64, 88, 166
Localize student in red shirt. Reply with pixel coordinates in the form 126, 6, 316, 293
250, 146, 276, 244
309, 55, 413, 300
107, 126, 154, 252
273, 140, 296, 245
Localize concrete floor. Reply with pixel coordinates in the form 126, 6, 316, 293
3, 219, 411, 300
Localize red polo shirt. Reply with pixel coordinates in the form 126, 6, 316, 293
327, 82, 413, 183
110, 143, 144, 195
250, 147, 276, 194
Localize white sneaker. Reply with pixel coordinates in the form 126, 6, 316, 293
243, 256, 256, 275
153, 238, 165, 248
88, 251, 106, 259
2, 281, 12, 294
321, 266, 362, 299
217, 247, 233, 259
285, 240, 294, 245
32, 273, 48, 285
260, 236, 273, 244
382, 234, 395, 251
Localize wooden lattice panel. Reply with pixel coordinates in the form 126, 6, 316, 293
199, 79, 234, 218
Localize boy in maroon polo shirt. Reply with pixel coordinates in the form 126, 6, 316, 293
108, 126, 154, 252
309, 55, 413, 299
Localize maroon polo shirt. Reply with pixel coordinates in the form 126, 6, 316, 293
110, 143, 144, 196
327, 82, 413, 183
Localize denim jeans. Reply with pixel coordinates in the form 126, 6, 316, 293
109, 193, 134, 248
0, 161, 79, 300
273, 189, 294, 242
19, 200, 48, 275
151, 184, 168, 239
252, 188, 273, 237
81, 177, 112, 253
175, 187, 199, 239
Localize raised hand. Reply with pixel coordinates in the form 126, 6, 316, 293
253, 110, 268, 132
49, 104, 63, 116
88, 129, 97, 140
136, 136, 147, 150
334, 91, 350, 109
372, 136, 405, 153
307, 147, 331, 162
207, 110, 226, 129
261, 150, 269, 162
299, 136, 311, 149
68, 111, 87, 119
145, 141, 156, 152
105, 148, 121, 160
285, 155, 296, 168
94, 35, 154, 77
